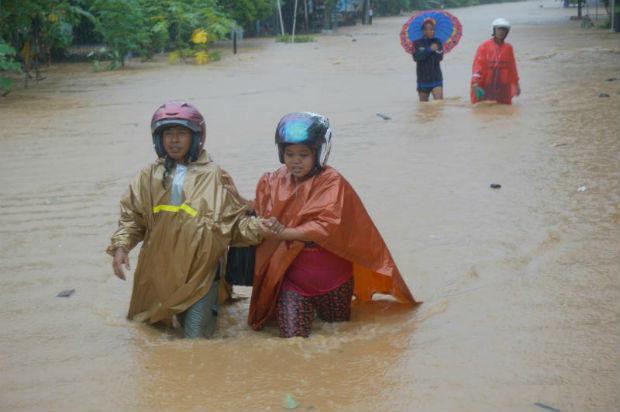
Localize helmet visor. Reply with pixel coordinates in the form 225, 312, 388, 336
152, 118, 201, 135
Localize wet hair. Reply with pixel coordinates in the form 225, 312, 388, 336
161, 152, 191, 189
422, 19, 435, 30
162, 156, 175, 189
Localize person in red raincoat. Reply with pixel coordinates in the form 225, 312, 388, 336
471, 18, 521, 105
224, 112, 417, 338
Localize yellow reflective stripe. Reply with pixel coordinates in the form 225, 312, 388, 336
152, 203, 197, 217
179, 203, 198, 217
153, 205, 180, 213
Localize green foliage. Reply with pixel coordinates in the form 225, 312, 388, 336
374, 0, 409, 15
374, 0, 523, 12
87, 47, 122, 71
0, 40, 22, 92
0, 0, 93, 64
167, 47, 220, 64
217, 0, 273, 30
139, 0, 234, 54
596, 18, 611, 29
276, 34, 316, 43
443, 0, 479, 7
208, 50, 221, 61
408, 0, 441, 8
89, 0, 149, 66
91, 57, 121, 71
0, 0, 233, 72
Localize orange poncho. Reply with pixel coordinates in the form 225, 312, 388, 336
471, 38, 519, 105
248, 166, 417, 330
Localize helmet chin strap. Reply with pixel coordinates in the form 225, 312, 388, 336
154, 132, 166, 158
320, 128, 332, 166
307, 127, 332, 177
304, 160, 324, 178
188, 132, 201, 161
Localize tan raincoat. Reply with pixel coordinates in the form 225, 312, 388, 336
107, 151, 262, 325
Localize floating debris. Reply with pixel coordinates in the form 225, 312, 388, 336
577, 186, 587, 192
605, 77, 618, 82
598, 93, 610, 98
282, 393, 299, 410
376, 113, 391, 120
534, 402, 561, 412
490, 183, 502, 189
57, 289, 75, 298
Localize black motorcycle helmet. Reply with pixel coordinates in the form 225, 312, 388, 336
275, 112, 332, 172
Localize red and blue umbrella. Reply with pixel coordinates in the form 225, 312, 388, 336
400, 10, 463, 54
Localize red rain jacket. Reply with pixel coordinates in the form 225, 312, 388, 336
471, 38, 519, 104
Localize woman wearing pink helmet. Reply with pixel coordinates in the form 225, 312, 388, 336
107, 101, 277, 338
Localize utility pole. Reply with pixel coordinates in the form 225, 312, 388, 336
276, 0, 285, 36
304, 0, 309, 32
362, 0, 368, 24
611, 0, 616, 32
292, 0, 299, 43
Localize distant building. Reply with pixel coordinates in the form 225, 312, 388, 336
258, 0, 363, 36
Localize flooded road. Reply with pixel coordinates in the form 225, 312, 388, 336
1, 1, 619, 410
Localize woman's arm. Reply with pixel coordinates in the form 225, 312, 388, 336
509, 45, 520, 95
108, 173, 148, 279
265, 226, 311, 242
108, 181, 147, 254
471, 43, 486, 84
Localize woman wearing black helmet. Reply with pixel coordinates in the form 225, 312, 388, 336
107, 101, 275, 339
225, 112, 417, 338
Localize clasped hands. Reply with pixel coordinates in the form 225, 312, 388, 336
258, 216, 286, 239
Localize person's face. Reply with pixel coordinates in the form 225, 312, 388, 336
283, 144, 316, 179
423, 23, 435, 38
162, 126, 192, 161
495, 27, 508, 41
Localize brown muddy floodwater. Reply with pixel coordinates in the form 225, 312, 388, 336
1, 1, 619, 411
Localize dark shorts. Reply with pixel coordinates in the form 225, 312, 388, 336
276, 277, 354, 338
417, 82, 443, 93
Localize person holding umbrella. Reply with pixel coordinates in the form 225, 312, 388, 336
412, 19, 444, 101
400, 10, 462, 102
471, 18, 521, 105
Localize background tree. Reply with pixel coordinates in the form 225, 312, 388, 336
217, 0, 273, 31
0, 41, 22, 94
88, 0, 148, 67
